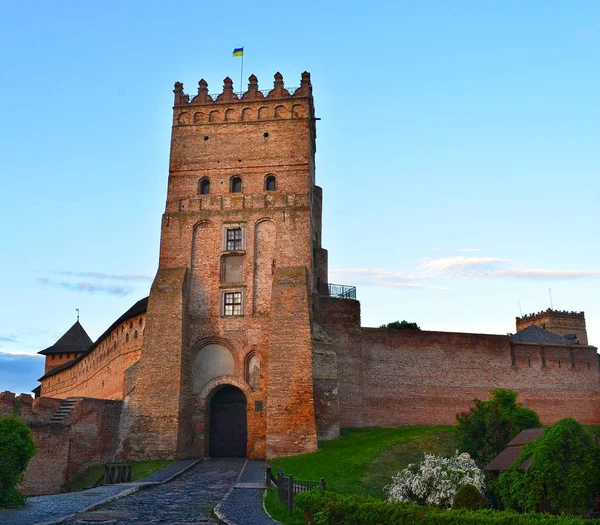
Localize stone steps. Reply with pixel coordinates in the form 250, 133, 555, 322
49, 398, 81, 423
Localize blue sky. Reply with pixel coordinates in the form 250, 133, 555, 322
1, 1, 599, 394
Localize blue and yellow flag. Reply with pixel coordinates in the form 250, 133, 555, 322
232, 47, 244, 57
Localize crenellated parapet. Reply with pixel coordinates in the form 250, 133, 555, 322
174, 71, 312, 107
516, 308, 588, 346
517, 308, 585, 323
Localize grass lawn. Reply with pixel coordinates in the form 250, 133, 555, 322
265, 426, 455, 524
268, 426, 455, 499
62, 460, 173, 492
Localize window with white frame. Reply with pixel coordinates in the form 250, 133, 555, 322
223, 291, 243, 316
223, 224, 245, 251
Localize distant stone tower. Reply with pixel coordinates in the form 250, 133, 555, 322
516, 309, 588, 345
121, 72, 326, 460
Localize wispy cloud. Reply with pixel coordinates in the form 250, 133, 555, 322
330, 255, 600, 291
489, 269, 600, 279
420, 257, 508, 275
457, 248, 486, 253
0, 336, 18, 343
329, 268, 421, 288
54, 271, 151, 282
37, 278, 133, 296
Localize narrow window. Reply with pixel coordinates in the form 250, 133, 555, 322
126, 333, 129, 342
230, 176, 242, 193
199, 177, 210, 195
226, 228, 243, 251
224, 292, 243, 316
221, 255, 243, 283
265, 174, 276, 191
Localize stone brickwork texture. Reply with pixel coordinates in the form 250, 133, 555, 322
0, 392, 123, 495
24, 71, 600, 480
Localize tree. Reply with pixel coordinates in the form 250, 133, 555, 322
0, 416, 37, 508
379, 320, 421, 330
496, 418, 600, 514
456, 389, 541, 468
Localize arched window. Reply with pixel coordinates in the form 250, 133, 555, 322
199, 177, 210, 195
230, 176, 242, 193
265, 174, 276, 191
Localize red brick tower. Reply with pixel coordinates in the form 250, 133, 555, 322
121, 72, 324, 459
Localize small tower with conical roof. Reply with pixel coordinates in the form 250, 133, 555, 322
38, 321, 93, 374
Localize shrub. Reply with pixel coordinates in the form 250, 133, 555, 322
456, 389, 541, 467
385, 451, 485, 508
295, 490, 590, 524
379, 320, 421, 330
0, 416, 36, 508
452, 483, 486, 510
496, 418, 600, 514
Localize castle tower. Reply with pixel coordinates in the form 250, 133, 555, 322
121, 72, 324, 459
516, 309, 588, 345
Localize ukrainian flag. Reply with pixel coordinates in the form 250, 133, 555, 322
232, 47, 244, 57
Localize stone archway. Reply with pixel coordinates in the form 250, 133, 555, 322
209, 385, 247, 457
194, 375, 252, 458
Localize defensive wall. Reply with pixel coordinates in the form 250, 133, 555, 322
40, 299, 147, 400
317, 297, 600, 428
0, 392, 123, 495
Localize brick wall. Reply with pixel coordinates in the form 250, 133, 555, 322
0, 392, 123, 495
40, 313, 146, 400
335, 328, 600, 428
266, 267, 318, 457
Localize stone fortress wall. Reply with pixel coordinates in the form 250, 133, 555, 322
39, 300, 147, 400
11, 70, 600, 495
0, 392, 123, 495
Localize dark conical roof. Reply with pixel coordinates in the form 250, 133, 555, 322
38, 321, 93, 355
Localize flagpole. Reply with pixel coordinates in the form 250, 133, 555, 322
240, 52, 244, 95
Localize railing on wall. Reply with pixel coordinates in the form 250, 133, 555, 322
266, 466, 326, 513
319, 283, 357, 300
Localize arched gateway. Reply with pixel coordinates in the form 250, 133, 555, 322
209, 385, 247, 457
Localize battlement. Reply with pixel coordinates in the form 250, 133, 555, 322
516, 309, 588, 345
173, 71, 312, 107
517, 308, 585, 323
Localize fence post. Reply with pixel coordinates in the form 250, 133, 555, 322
288, 474, 294, 513
320, 477, 326, 490
266, 466, 271, 487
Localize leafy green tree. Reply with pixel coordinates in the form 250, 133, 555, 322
0, 416, 37, 508
456, 389, 541, 468
379, 320, 421, 330
496, 418, 600, 514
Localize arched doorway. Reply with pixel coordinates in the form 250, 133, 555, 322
209, 385, 247, 457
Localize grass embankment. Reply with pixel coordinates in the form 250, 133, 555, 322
62, 460, 173, 492
266, 426, 455, 525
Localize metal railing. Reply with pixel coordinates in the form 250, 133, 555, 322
319, 283, 357, 300
266, 466, 326, 513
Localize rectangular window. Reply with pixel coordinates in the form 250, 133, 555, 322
224, 292, 243, 316
226, 228, 243, 251
221, 255, 243, 283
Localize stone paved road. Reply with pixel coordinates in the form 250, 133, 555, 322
62, 458, 244, 525
217, 460, 280, 525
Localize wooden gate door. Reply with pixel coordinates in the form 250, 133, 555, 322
209, 385, 247, 457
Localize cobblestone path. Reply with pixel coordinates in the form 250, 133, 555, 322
62, 457, 244, 525
217, 460, 280, 525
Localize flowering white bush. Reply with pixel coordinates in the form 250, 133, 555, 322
385, 451, 485, 508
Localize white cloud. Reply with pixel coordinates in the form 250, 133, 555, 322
419, 256, 508, 274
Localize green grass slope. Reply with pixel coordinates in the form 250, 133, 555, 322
269, 426, 455, 498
